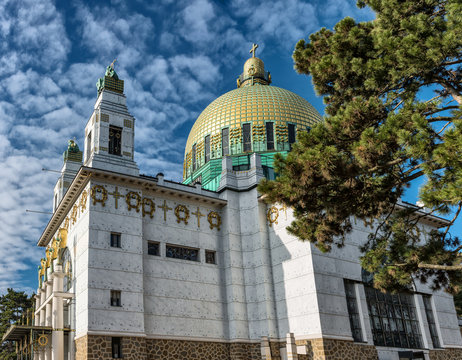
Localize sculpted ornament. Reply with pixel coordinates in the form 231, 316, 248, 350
125, 191, 141, 212
175, 204, 190, 225
207, 211, 221, 231
91, 185, 108, 206
70, 204, 79, 225
80, 190, 88, 212
142, 198, 155, 218
267, 206, 279, 226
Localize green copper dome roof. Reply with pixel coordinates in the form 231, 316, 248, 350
182, 48, 322, 182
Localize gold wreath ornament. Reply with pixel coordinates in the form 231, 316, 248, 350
90, 185, 108, 206
38, 335, 48, 347
175, 205, 190, 225
267, 206, 279, 226
125, 191, 141, 212
142, 198, 155, 218
207, 211, 221, 230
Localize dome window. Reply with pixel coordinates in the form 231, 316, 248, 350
266, 122, 274, 150
222, 128, 229, 156
192, 144, 197, 171
243, 123, 252, 152
288, 124, 296, 150
205, 135, 210, 163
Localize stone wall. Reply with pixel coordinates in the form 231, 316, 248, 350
296, 338, 378, 360
429, 348, 462, 360
75, 335, 261, 360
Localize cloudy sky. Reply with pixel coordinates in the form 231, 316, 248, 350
0, 0, 378, 293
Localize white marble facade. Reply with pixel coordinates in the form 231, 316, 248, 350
35, 87, 462, 360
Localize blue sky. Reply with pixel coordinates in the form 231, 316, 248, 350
3, 0, 444, 294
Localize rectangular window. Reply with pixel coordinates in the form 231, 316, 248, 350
86, 131, 92, 162
110, 290, 121, 307
344, 280, 363, 342
192, 144, 196, 171
205, 135, 210, 163
288, 123, 296, 149
222, 128, 229, 156
110, 232, 121, 248
205, 250, 216, 264
166, 245, 199, 262
112, 337, 122, 358
266, 122, 274, 150
365, 286, 423, 349
242, 123, 252, 152
147, 241, 160, 256
423, 296, 440, 348
109, 125, 122, 155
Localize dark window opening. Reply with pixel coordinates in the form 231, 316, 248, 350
262, 165, 275, 180
222, 128, 229, 156
205, 135, 210, 163
112, 337, 122, 358
266, 122, 274, 150
109, 126, 122, 155
205, 250, 216, 264
166, 245, 199, 261
148, 241, 160, 256
365, 286, 423, 349
110, 232, 121, 248
344, 280, 363, 342
192, 144, 197, 172
110, 290, 121, 307
423, 296, 440, 348
288, 124, 296, 149
242, 123, 252, 152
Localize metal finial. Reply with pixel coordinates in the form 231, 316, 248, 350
250, 43, 258, 58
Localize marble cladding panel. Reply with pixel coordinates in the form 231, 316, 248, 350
87, 287, 144, 311
144, 296, 225, 320
144, 260, 220, 284
88, 247, 143, 273
88, 268, 143, 292
143, 278, 222, 302
88, 308, 145, 333
143, 315, 227, 338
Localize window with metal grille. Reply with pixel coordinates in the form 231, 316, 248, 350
205, 135, 210, 163
110, 232, 121, 248
166, 245, 199, 262
423, 296, 440, 348
147, 241, 160, 256
344, 280, 363, 342
112, 337, 122, 358
109, 126, 122, 155
365, 286, 423, 349
192, 144, 196, 171
242, 123, 252, 152
205, 250, 216, 264
288, 123, 296, 149
222, 128, 229, 156
110, 290, 121, 307
266, 122, 274, 150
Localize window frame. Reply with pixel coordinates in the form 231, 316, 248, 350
108, 125, 122, 156
166, 244, 199, 262
204, 135, 211, 163
288, 123, 296, 149
222, 127, 229, 156
147, 241, 160, 256
242, 123, 252, 152
265, 122, 275, 151
110, 232, 121, 248
205, 250, 216, 264
111, 337, 122, 358
110, 290, 121, 307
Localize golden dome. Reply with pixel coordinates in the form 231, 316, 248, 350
182, 44, 322, 182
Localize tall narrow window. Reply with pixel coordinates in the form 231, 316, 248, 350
222, 128, 229, 156
110, 290, 121, 307
86, 131, 92, 162
266, 122, 274, 150
344, 280, 363, 342
288, 124, 296, 149
204, 135, 210, 163
365, 286, 423, 349
192, 144, 196, 172
109, 126, 122, 155
110, 232, 121, 248
423, 296, 440, 348
112, 337, 122, 358
243, 123, 252, 152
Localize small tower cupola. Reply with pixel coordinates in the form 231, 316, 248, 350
237, 43, 271, 88
83, 60, 139, 176
53, 140, 83, 212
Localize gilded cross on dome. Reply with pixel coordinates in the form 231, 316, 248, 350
250, 43, 258, 58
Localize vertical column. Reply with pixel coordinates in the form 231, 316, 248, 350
52, 265, 64, 360
45, 276, 53, 360
34, 293, 41, 326
260, 336, 272, 360
286, 333, 298, 360
39, 285, 46, 360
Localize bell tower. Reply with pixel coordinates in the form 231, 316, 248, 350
83, 61, 139, 176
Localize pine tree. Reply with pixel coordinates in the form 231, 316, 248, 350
259, 0, 462, 292
0, 289, 33, 360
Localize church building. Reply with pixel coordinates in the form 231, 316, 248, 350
4, 46, 462, 360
